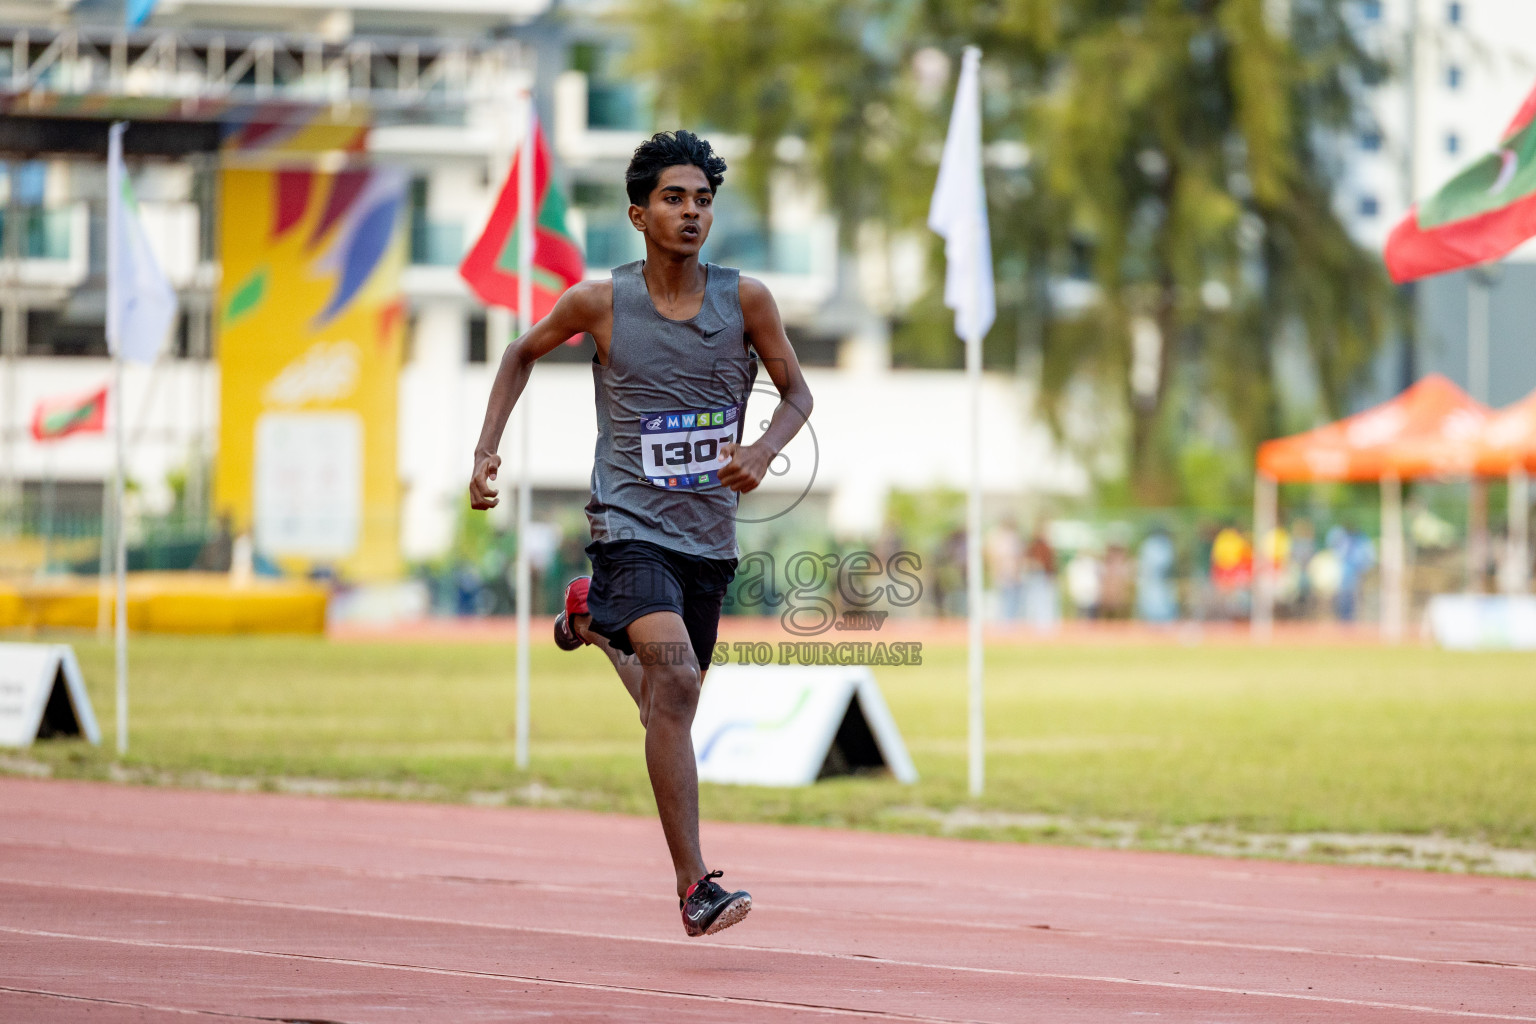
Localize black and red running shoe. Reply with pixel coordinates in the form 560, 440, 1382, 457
680, 870, 751, 937
553, 576, 591, 651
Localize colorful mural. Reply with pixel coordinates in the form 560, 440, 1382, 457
214, 164, 407, 581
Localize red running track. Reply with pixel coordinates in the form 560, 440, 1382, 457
1, 777, 1532, 1023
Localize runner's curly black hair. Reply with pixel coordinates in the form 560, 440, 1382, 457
625, 130, 727, 206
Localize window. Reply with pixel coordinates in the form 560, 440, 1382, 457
0, 207, 72, 260
467, 314, 487, 364
1360, 129, 1383, 152
1446, 132, 1461, 155
408, 176, 464, 267
1447, 65, 1463, 90
1448, 2, 1463, 25
1361, 0, 1382, 20
173, 308, 209, 359
1358, 195, 1380, 218
568, 39, 647, 130
26, 308, 107, 357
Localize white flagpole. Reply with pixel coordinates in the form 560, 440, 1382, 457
927, 46, 994, 798
107, 122, 129, 756
514, 91, 534, 770
113, 353, 128, 756
97, 461, 113, 638
966, 326, 984, 797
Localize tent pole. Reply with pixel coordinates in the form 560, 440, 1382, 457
1381, 473, 1405, 643
1251, 473, 1276, 641
1508, 468, 1530, 595
1467, 478, 1488, 593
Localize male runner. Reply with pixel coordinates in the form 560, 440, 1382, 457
469, 130, 814, 937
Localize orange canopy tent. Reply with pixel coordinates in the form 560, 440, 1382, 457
1350, 384, 1535, 605
1471, 387, 1536, 476
1255, 375, 1490, 483
1252, 376, 1494, 643
1370, 382, 1536, 479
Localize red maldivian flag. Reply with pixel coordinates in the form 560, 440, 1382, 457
459, 119, 585, 322
1386, 83, 1536, 283
31, 386, 108, 442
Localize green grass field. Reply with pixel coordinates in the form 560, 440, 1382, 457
6, 633, 1535, 863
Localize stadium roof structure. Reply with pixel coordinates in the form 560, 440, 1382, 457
0, 24, 529, 157
1255, 374, 1491, 483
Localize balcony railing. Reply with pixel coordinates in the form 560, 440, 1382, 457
583, 221, 813, 276
0, 208, 73, 261
0, 25, 529, 124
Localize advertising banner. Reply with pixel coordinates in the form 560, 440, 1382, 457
691, 665, 918, 787
215, 164, 407, 580
0, 643, 99, 748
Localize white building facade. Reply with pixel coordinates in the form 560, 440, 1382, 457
1343, 0, 1536, 407
0, 0, 1087, 577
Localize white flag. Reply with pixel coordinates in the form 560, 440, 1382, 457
107, 122, 177, 365
927, 47, 995, 346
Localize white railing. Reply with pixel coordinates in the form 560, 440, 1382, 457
1, 26, 528, 120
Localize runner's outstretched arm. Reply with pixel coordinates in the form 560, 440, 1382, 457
718, 277, 814, 493
469, 282, 609, 510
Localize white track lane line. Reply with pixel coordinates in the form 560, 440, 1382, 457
5, 874, 1532, 975
3, 831, 1533, 944
0, 985, 276, 1020
1, 881, 1533, 1021
0, 925, 992, 1024
3, 923, 1535, 1023
10, 798, 1536, 904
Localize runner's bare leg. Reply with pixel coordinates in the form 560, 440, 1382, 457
572, 615, 646, 717
613, 609, 707, 897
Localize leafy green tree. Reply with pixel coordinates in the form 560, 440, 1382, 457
627, 0, 929, 251
1025, 0, 1396, 502
624, 0, 1397, 504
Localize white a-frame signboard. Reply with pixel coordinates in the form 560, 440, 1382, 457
0, 644, 101, 748
692, 665, 918, 787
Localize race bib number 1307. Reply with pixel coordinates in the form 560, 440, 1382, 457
640, 405, 740, 488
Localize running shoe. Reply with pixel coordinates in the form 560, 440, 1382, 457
680, 870, 751, 937
553, 576, 591, 651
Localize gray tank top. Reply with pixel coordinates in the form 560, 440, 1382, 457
586, 260, 758, 559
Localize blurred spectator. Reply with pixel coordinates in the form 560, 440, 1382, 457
231, 533, 254, 587
1023, 529, 1060, 630
1256, 521, 1292, 614
1329, 525, 1376, 622
1210, 526, 1253, 620
1307, 544, 1344, 615
1065, 548, 1103, 620
935, 528, 967, 617
1409, 502, 1457, 550
986, 517, 1024, 620
1100, 542, 1134, 619
1193, 523, 1219, 620
1136, 529, 1178, 623
193, 514, 235, 572
1287, 519, 1317, 617
454, 563, 484, 616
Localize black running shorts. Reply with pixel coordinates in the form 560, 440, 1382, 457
584, 539, 737, 670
